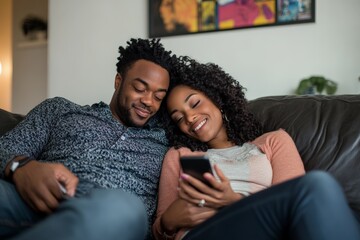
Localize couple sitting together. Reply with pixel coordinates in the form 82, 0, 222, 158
0, 38, 359, 240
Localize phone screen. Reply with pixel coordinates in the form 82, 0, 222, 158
180, 156, 213, 187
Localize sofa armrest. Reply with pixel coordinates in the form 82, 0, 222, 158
0, 108, 25, 137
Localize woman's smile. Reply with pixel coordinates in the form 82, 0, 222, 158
192, 118, 207, 132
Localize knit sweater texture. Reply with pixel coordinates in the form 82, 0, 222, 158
0, 97, 169, 229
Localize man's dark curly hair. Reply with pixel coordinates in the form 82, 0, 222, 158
116, 38, 180, 122
116, 38, 178, 88
165, 56, 263, 151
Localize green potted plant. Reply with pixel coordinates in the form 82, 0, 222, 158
296, 76, 338, 95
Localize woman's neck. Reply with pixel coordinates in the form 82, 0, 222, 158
208, 140, 235, 149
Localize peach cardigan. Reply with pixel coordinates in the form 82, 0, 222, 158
152, 129, 305, 240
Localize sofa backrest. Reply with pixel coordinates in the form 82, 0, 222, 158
248, 95, 360, 214
1, 95, 360, 213
0, 109, 24, 137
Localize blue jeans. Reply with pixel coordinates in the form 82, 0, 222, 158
184, 171, 360, 240
0, 180, 148, 240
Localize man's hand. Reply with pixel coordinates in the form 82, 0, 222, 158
12, 160, 78, 214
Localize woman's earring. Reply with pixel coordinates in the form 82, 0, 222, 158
221, 110, 229, 122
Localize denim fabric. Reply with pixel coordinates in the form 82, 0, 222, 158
0, 180, 43, 237
0, 180, 148, 240
184, 171, 360, 240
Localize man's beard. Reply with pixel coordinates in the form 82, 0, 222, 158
117, 105, 135, 127
115, 83, 151, 127
115, 93, 149, 128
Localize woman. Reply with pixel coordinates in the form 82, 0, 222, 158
152, 58, 360, 240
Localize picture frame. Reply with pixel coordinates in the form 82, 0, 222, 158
148, 0, 315, 38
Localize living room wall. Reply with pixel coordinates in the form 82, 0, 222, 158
48, 0, 360, 106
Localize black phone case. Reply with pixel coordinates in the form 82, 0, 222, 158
180, 156, 213, 186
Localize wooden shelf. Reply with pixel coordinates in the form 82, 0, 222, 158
18, 40, 47, 48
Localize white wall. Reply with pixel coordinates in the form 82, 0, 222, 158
49, 0, 360, 106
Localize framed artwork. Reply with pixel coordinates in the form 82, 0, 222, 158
148, 0, 315, 38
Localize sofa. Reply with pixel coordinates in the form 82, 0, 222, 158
248, 94, 360, 215
1, 94, 360, 215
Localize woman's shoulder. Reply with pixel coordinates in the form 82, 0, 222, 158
251, 129, 293, 146
260, 128, 290, 138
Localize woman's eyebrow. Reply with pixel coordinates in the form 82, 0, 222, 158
169, 109, 177, 116
169, 93, 197, 116
185, 93, 196, 103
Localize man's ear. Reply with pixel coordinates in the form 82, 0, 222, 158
115, 73, 122, 89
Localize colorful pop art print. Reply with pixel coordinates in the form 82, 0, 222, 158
148, 0, 315, 38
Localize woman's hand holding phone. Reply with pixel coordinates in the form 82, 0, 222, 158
161, 198, 217, 233
178, 164, 243, 209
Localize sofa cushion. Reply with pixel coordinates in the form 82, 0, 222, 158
0, 109, 24, 137
248, 94, 360, 214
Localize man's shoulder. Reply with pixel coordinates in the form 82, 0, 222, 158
39, 97, 103, 112
90, 101, 108, 108
44, 97, 78, 105
26, 97, 86, 119
39, 97, 78, 108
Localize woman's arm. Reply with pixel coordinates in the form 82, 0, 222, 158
253, 129, 305, 185
153, 148, 217, 240
153, 148, 182, 239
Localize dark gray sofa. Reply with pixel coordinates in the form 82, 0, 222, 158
248, 94, 360, 214
1, 95, 360, 215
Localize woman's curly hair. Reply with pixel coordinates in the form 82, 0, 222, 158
164, 56, 263, 151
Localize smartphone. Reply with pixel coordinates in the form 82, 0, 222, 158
57, 182, 70, 200
180, 156, 213, 187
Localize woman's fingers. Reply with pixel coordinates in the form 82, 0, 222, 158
178, 175, 220, 207
179, 166, 240, 208
181, 173, 214, 193
178, 178, 204, 204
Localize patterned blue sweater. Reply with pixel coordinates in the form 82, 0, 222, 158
0, 97, 169, 236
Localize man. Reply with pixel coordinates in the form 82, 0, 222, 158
0, 38, 178, 240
